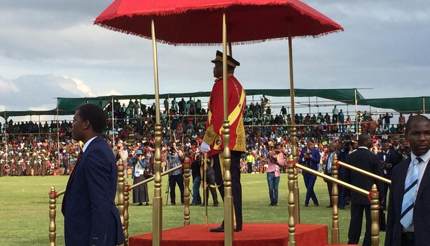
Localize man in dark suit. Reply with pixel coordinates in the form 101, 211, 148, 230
386, 115, 430, 246
345, 134, 383, 246
62, 104, 124, 246
377, 141, 404, 228
300, 140, 320, 207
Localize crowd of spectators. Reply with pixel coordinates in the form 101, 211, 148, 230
0, 97, 409, 177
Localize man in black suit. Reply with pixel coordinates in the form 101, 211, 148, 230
386, 115, 430, 246
345, 134, 383, 246
62, 104, 124, 246
377, 141, 404, 227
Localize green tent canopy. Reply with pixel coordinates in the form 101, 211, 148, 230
56, 88, 363, 114
359, 96, 430, 114
6, 89, 429, 118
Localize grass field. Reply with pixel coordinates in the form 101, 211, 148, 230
0, 174, 385, 245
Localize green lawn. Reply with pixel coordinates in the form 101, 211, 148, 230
0, 174, 385, 245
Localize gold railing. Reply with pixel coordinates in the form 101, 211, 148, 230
48, 160, 190, 246
287, 159, 380, 246
336, 160, 391, 184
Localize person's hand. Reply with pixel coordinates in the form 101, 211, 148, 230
200, 141, 210, 153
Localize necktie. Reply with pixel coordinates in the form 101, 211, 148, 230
400, 157, 423, 228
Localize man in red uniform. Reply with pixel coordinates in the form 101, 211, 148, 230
200, 50, 246, 232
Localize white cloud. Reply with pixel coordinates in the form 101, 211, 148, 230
0, 74, 96, 110
62, 76, 95, 97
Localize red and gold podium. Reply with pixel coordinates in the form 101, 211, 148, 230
129, 224, 329, 246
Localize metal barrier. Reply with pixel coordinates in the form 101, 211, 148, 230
288, 159, 380, 246
336, 160, 391, 184
48, 162, 187, 246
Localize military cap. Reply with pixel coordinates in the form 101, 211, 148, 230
211, 50, 240, 67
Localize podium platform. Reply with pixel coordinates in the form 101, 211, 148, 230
129, 223, 329, 246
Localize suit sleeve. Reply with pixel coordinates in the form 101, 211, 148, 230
385, 171, 395, 246
83, 149, 114, 246
299, 150, 305, 163
371, 154, 385, 195
344, 154, 351, 183
311, 149, 321, 163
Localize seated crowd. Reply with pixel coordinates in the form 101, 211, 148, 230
0, 97, 407, 178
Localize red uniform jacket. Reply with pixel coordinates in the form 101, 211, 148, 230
203, 75, 246, 157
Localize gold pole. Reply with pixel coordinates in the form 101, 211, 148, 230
117, 160, 125, 235
287, 155, 296, 246
129, 165, 182, 190
370, 184, 380, 246
288, 36, 300, 223
151, 18, 163, 246
331, 155, 339, 244
49, 186, 57, 246
296, 163, 369, 195
124, 183, 130, 245
222, 12, 234, 246
337, 161, 391, 184
183, 157, 191, 225
293, 159, 300, 223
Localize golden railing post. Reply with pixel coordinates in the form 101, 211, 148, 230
183, 157, 191, 225
293, 166, 300, 223
151, 17, 163, 246
117, 160, 125, 235
222, 12, 233, 246
331, 154, 339, 244
49, 186, 57, 246
290, 120, 300, 223
152, 123, 163, 246
288, 35, 300, 224
124, 183, 130, 245
222, 122, 234, 245
370, 184, 380, 246
287, 155, 296, 246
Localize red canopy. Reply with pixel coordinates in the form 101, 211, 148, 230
95, 0, 343, 45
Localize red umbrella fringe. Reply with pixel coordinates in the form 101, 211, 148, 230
97, 23, 342, 47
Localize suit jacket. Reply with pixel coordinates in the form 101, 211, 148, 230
385, 158, 430, 246
300, 147, 320, 170
62, 137, 124, 246
385, 148, 404, 178
345, 147, 384, 205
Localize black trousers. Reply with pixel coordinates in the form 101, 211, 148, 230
205, 186, 219, 205
168, 174, 184, 205
348, 204, 371, 246
213, 151, 243, 230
